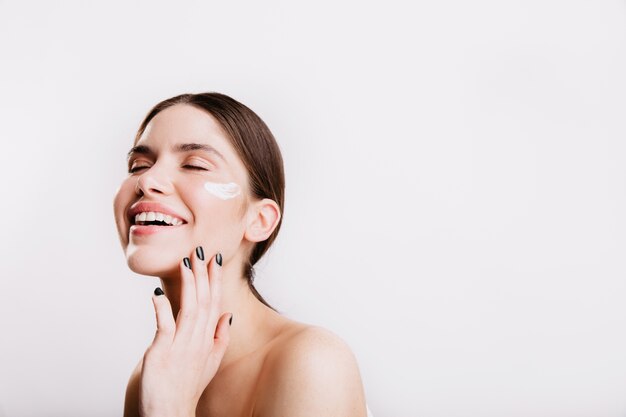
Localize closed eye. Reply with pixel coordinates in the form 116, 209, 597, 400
183, 165, 209, 171
128, 165, 208, 174
128, 166, 148, 174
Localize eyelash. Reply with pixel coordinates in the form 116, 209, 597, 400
128, 165, 208, 174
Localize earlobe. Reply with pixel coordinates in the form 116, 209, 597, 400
244, 199, 281, 243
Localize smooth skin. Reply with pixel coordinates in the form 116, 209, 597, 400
139, 253, 231, 417
114, 104, 367, 417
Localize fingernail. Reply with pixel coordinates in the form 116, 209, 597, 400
229, 314, 233, 326
216, 253, 223, 266
196, 246, 205, 261
183, 257, 191, 269
154, 287, 164, 296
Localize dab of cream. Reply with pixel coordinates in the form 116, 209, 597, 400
203, 181, 241, 200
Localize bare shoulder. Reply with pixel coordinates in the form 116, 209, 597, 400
254, 324, 367, 417
270, 325, 358, 368
123, 359, 142, 417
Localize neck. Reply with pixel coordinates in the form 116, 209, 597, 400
159, 261, 282, 367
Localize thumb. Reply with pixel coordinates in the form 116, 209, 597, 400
150, 287, 175, 349
212, 313, 233, 358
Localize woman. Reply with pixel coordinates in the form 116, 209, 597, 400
113, 93, 370, 417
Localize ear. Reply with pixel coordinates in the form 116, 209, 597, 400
244, 198, 281, 243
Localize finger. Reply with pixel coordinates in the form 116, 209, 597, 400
176, 256, 198, 336
191, 245, 211, 339
206, 253, 224, 332
210, 313, 232, 362
150, 287, 176, 349
192, 245, 210, 310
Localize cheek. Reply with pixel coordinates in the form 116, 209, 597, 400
202, 181, 241, 200
113, 180, 136, 244
194, 181, 243, 219
113, 179, 134, 213
190, 181, 245, 225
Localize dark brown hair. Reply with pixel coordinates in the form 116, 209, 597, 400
134, 92, 285, 310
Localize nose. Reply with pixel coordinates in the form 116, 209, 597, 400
135, 165, 173, 197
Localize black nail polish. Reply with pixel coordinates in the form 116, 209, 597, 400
229, 314, 233, 326
196, 246, 204, 261
183, 257, 191, 269
154, 287, 164, 296
216, 253, 223, 266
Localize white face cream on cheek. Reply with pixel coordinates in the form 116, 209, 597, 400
203, 181, 242, 200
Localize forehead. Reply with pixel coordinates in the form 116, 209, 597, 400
137, 104, 236, 159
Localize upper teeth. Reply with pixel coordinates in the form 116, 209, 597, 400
134, 211, 183, 226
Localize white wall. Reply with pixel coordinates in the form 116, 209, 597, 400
1, 1, 625, 416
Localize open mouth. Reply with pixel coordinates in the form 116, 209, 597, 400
136, 220, 174, 226
127, 203, 189, 237
131, 211, 187, 227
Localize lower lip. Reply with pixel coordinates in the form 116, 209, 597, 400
130, 224, 185, 236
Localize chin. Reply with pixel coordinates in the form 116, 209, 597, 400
125, 245, 180, 278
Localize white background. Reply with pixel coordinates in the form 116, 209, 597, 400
1, 1, 625, 416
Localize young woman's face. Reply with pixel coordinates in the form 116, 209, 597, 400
113, 104, 251, 278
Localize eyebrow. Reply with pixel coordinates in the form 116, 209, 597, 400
126, 142, 226, 161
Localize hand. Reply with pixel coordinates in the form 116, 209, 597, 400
139, 247, 232, 417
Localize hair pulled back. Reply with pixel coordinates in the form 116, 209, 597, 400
134, 92, 285, 309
